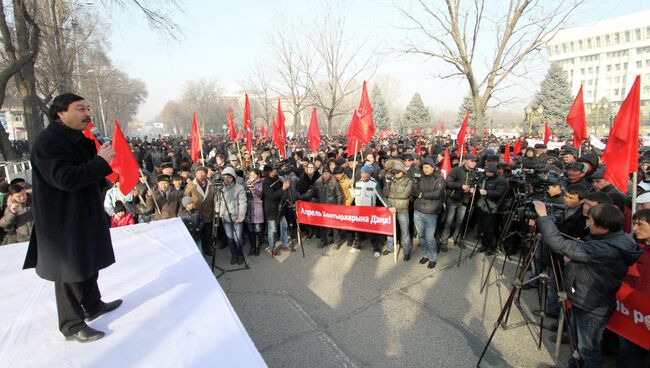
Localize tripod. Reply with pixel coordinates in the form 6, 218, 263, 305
476, 233, 581, 367
454, 183, 479, 267
211, 185, 250, 278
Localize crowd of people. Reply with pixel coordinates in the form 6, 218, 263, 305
2, 127, 650, 366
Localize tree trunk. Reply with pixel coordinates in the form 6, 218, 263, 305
292, 111, 299, 136
472, 93, 485, 140
327, 115, 333, 137
0, 127, 16, 160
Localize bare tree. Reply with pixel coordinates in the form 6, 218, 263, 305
243, 62, 274, 132
268, 20, 313, 135
395, 0, 583, 137
307, 6, 376, 136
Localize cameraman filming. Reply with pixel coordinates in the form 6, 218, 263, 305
440, 156, 478, 250
534, 201, 642, 368
475, 164, 507, 255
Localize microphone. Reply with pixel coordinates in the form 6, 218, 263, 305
90, 127, 110, 145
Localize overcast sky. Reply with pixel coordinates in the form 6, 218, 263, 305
106, 0, 650, 123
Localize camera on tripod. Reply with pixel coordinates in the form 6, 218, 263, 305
515, 197, 566, 221
212, 172, 224, 191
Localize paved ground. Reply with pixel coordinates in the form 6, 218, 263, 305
210, 237, 577, 368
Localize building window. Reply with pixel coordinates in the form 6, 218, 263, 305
625, 31, 630, 42
581, 68, 585, 75
614, 88, 619, 96
615, 64, 620, 71
587, 91, 592, 98
624, 62, 628, 69
607, 65, 612, 72
605, 34, 611, 45
596, 66, 600, 73
554, 45, 560, 55
638, 61, 643, 68
646, 26, 650, 39
614, 76, 620, 83
579, 40, 583, 50
588, 79, 593, 86
644, 86, 650, 95
563, 43, 567, 53
614, 33, 620, 44
646, 60, 650, 67
606, 77, 612, 84
596, 36, 601, 47
588, 67, 593, 74
587, 38, 592, 49
570, 42, 575, 52
636, 28, 642, 41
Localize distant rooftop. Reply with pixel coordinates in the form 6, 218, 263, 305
548, 9, 650, 45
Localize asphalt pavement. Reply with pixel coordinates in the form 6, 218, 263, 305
212, 236, 580, 368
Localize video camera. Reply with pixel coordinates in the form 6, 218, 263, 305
514, 193, 566, 223
510, 164, 562, 196
212, 172, 224, 190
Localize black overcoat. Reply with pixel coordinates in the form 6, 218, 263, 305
23, 122, 115, 283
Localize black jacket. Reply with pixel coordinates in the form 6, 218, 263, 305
262, 175, 283, 220
412, 173, 446, 214
481, 174, 508, 203
297, 171, 320, 195
23, 122, 115, 283
446, 165, 477, 203
536, 216, 642, 316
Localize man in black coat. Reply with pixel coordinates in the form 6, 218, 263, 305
23, 93, 122, 343
475, 164, 508, 255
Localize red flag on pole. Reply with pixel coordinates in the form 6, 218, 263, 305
227, 108, 236, 141
190, 112, 202, 162
236, 129, 244, 141
456, 111, 469, 158
441, 148, 452, 179
244, 94, 253, 154
111, 119, 140, 195
346, 109, 363, 158
603, 76, 641, 192
274, 99, 287, 159
513, 137, 522, 156
504, 143, 511, 164
352, 81, 375, 144
307, 107, 321, 153
416, 140, 422, 155
566, 85, 587, 148
83, 121, 118, 183
543, 120, 551, 145
471, 146, 477, 156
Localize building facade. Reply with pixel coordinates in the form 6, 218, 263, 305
546, 10, 650, 127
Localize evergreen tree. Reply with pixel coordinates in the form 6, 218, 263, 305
533, 63, 573, 128
371, 84, 390, 129
402, 92, 430, 129
457, 94, 477, 126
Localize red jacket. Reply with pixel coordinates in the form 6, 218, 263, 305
625, 243, 650, 296
111, 212, 135, 228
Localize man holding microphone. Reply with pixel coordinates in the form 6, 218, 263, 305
23, 93, 122, 343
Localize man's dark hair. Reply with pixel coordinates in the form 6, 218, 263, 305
566, 184, 588, 200
49, 93, 85, 121
589, 203, 624, 232
583, 191, 612, 205
7, 183, 25, 195
633, 209, 650, 224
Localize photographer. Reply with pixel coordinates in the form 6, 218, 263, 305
475, 164, 507, 255
412, 158, 446, 268
534, 202, 642, 368
440, 156, 478, 250
185, 166, 216, 256
382, 159, 414, 261
262, 165, 289, 255
215, 167, 248, 265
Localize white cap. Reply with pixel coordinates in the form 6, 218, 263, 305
637, 192, 650, 204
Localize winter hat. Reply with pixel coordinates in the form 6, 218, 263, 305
114, 201, 126, 214
221, 166, 237, 178
181, 196, 193, 207
361, 164, 373, 174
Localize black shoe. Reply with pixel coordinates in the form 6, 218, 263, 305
427, 261, 437, 269
477, 246, 486, 253
65, 325, 105, 343
382, 249, 392, 256
230, 256, 237, 265
253, 247, 260, 256
403, 254, 411, 262
486, 249, 495, 256
237, 256, 244, 265
85, 299, 123, 322
419, 257, 429, 264
440, 244, 448, 252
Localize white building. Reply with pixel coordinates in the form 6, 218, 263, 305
546, 10, 650, 119
0, 107, 28, 140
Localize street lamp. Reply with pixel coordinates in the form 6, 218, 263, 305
525, 104, 544, 136
85, 69, 107, 135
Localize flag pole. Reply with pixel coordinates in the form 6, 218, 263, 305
351, 140, 359, 185
631, 172, 638, 234
139, 169, 161, 215
393, 212, 398, 264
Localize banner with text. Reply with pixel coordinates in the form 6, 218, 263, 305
296, 201, 394, 236
606, 282, 650, 349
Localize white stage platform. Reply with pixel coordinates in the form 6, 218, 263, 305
0, 218, 267, 368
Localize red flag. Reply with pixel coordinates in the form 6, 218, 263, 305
504, 143, 511, 164
227, 108, 236, 141
274, 99, 287, 158
346, 109, 363, 157
110, 119, 140, 195
603, 76, 640, 192
456, 111, 469, 158
513, 137, 522, 156
351, 81, 374, 144
190, 112, 202, 162
307, 107, 321, 153
471, 146, 477, 156
543, 120, 551, 145
470, 127, 475, 137
566, 85, 587, 148
441, 148, 452, 179
236, 129, 244, 141
244, 94, 253, 154
416, 140, 422, 155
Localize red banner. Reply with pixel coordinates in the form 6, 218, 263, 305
606, 282, 650, 349
296, 201, 394, 236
